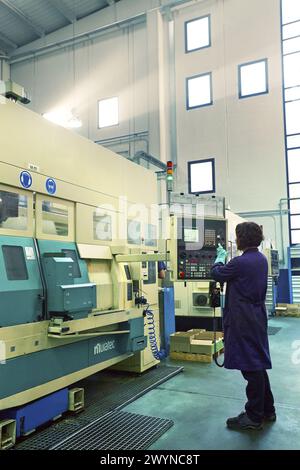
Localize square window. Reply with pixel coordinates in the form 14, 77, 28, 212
288, 149, 300, 183
185, 15, 211, 53
186, 73, 212, 109
188, 159, 215, 194
98, 97, 119, 128
238, 59, 268, 99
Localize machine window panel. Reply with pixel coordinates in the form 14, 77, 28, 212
284, 53, 300, 89
62, 249, 81, 278
93, 211, 112, 241
145, 224, 157, 247
186, 73, 212, 109
127, 220, 141, 245
286, 101, 300, 135
185, 15, 211, 53
282, 0, 300, 24
144, 261, 157, 285
288, 149, 300, 182
188, 158, 216, 194
98, 97, 119, 128
41, 201, 69, 237
2, 245, 28, 281
0, 190, 28, 231
238, 59, 268, 99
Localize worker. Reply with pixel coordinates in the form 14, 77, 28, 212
211, 222, 275, 431
158, 261, 167, 280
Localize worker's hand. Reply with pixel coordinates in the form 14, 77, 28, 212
214, 243, 228, 265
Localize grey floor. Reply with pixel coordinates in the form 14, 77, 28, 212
123, 317, 300, 450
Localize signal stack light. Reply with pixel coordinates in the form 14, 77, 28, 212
167, 161, 174, 192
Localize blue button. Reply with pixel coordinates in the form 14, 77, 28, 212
20, 171, 32, 189
46, 178, 56, 195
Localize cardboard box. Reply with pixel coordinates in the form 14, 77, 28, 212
170, 330, 224, 353
190, 338, 224, 355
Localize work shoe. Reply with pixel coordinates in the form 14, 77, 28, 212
226, 412, 263, 430
264, 413, 277, 422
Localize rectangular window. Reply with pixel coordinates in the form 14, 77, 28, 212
145, 224, 157, 247
283, 20, 300, 40
287, 134, 300, 149
284, 53, 300, 88
127, 220, 141, 245
2, 246, 28, 281
41, 201, 69, 237
291, 230, 300, 244
188, 158, 215, 194
283, 36, 300, 54
62, 249, 81, 278
0, 190, 28, 231
238, 59, 269, 99
93, 211, 112, 241
186, 72, 212, 109
185, 15, 211, 53
286, 101, 300, 134
98, 97, 119, 128
288, 149, 300, 182
285, 86, 300, 101
289, 183, 300, 198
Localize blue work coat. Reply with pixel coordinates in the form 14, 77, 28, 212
211, 248, 272, 371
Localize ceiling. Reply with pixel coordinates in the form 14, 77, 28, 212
0, 0, 121, 55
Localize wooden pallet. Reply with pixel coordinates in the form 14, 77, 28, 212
170, 349, 224, 364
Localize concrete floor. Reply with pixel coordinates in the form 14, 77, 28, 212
124, 317, 300, 450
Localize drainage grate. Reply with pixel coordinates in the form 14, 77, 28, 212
15, 365, 182, 450
268, 326, 282, 336
51, 411, 173, 450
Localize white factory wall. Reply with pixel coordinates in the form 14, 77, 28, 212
10, 0, 289, 261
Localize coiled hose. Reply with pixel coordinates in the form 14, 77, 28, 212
144, 306, 166, 360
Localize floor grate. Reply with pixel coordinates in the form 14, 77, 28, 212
15, 365, 182, 450
268, 326, 282, 336
51, 411, 173, 450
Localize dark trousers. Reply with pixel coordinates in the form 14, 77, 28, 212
241, 370, 275, 423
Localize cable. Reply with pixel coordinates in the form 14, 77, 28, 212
213, 303, 225, 368
144, 304, 166, 360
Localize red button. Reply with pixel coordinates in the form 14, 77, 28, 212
179, 272, 185, 279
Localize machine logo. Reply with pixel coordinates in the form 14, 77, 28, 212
20, 171, 32, 189
46, 178, 57, 195
94, 340, 116, 356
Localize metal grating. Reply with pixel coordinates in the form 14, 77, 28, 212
268, 326, 282, 336
52, 411, 173, 450
15, 365, 182, 450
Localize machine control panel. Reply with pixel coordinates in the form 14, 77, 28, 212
177, 217, 227, 281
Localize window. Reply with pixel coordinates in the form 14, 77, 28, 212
188, 158, 215, 194
127, 220, 141, 245
186, 73, 212, 109
0, 190, 28, 231
185, 15, 211, 53
282, 0, 300, 24
93, 211, 112, 241
145, 224, 157, 247
238, 59, 269, 99
41, 201, 69, 237
2, 246, 28, 281
98, 97, 119, 128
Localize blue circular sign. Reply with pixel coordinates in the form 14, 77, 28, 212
20, 171, 32, 189
46, 178, 57, 195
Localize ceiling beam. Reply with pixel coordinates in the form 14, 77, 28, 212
0, 0, 45, 37
47, 0, 77, 24
0, 31, 17, 50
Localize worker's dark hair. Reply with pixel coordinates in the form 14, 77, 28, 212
235, 222, 264, 251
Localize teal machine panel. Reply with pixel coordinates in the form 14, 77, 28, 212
0, 236, 43, 327
38, 240, 96, 319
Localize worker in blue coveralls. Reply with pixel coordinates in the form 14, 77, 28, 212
211, 222, 276, 431
158, 261, 167, 280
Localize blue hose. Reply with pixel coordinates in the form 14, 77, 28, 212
144, 306, 166, 360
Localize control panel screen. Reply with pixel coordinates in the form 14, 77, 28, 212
184, 228, 199, 243
177, 217, 227, 281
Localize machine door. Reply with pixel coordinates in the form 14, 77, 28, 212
0, 236, 43, 327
